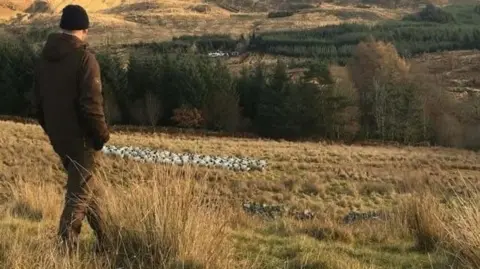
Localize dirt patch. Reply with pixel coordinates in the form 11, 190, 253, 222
25, 1, 51, 13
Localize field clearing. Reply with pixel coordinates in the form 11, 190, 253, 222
1, 120, 480, 268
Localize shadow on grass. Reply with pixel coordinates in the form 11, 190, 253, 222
104, 226, 206, 269
10, 201, 43, 222
101, 2, 162, 14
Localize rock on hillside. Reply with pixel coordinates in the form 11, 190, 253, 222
101, 144, 268, 172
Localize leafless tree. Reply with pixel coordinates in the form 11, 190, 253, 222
144, 90, 163, 127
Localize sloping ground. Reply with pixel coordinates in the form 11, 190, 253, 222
0, 1, 408, 47
1, 120, 480, 268
3, 120, 480, 219
411, 50, 480, 97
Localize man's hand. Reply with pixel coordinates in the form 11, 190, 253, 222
92, 133, 109, 151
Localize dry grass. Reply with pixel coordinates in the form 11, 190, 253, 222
405, 194, 446, 252
397, 176, 480, 268
0, 166, 239, 268
0, 1, 410, 46
438, 179, 480, 269
1, 120, 480, 268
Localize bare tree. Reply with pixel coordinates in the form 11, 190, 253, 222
144, 90, 163, 127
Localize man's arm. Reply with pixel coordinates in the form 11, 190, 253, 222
78, 51, 110, 150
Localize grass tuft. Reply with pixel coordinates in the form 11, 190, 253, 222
0, 166, 240, 269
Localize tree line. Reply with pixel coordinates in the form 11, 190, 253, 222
127, 4, 480, 62
1, 35, 480, 149
250, 22, 480, 59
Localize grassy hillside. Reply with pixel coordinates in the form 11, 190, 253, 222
0, 0, 410, 46
411, 50, 480, 96
1, 120, 480, 268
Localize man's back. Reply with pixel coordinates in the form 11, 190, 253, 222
35, 32, 109, 156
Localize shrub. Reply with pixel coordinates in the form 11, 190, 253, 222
403, 4, 456, 24
128, 98, 149, 126
171, 105, 205, 129
267, 11, 295, 18
127, 92, 164, 127
0, 36, 36, 116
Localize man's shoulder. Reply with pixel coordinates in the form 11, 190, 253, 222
79, 46, 100, 68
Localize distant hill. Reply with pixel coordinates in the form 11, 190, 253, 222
0, 0, 409, 47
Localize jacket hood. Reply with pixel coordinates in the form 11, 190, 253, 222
41, 33, 87, 62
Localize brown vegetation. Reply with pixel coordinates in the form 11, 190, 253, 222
0, 1, 409, 46
1, 119, 480, 268
171, 105, 205, 128
344, 39, 480, 148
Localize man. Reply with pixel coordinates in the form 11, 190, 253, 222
33, 4, 110, 253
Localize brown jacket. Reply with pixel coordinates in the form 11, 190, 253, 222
33, 33, 109, 158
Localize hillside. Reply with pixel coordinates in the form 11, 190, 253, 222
412, 50, 480, 97
1, 119, 480, 268
0, 0, 410, 46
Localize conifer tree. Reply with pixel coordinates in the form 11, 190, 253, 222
255, 61, 292, 138
0, 36, 36, 116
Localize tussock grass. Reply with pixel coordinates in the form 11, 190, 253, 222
438, 179, 480, 269
399, 176, 480, 268
405, 193, 446, 252
0, 167, 241, 269
101, 168, 235, 269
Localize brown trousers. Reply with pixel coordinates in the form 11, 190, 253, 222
57, 142, 106, 250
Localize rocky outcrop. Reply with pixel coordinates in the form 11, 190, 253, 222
102, 144, 268, 172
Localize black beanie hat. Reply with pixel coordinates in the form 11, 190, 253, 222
60, 5, 89, 30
